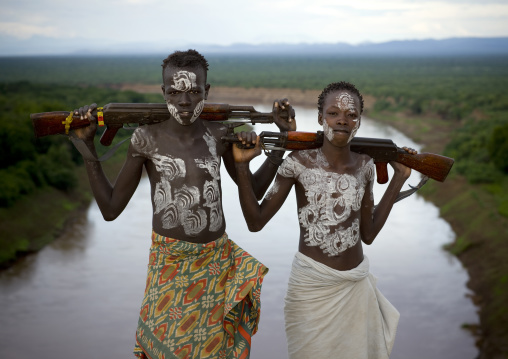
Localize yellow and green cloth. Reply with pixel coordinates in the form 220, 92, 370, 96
134, 232, 268, 359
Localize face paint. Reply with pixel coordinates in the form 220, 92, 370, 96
164, 70, 203, 125
336, 93, 356, 112
166, 99, 204, 125
335, 92, 360, 143
171, 70, 197, 91
322, 121, 334, 142
348, 119, 360, 143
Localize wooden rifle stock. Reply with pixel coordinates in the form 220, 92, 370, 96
224, 131, 455, 184
31, 103, 278, 146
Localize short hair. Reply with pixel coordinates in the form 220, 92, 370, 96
317, 81, 364, 114
161, 49, 209, 77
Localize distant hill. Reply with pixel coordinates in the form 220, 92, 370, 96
197, 38, 508, 56
1, 36, 508, 56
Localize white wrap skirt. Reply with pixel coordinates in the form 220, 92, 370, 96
284, 252, 399, 359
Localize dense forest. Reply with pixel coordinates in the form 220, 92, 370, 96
0, 54, 507, 357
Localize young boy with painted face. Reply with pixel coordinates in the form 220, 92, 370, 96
233, 81, 416, 359
72, 49, 296, 359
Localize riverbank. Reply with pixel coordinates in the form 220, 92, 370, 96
364, 108, 508, 359
0, 150, 125, 269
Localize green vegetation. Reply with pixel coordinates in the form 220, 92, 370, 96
2, 55, 507, 120
0, 54, 507, 356
0, 81, 160, 266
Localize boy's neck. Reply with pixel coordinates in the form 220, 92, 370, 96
321, 140, 353, 168
160, 116, 205, 138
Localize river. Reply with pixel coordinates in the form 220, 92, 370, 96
0, 106, 478, 358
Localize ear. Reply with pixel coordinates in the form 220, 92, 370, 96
204, 83, 211, 100
161, 84, 165, 96
318, 112, 323, 125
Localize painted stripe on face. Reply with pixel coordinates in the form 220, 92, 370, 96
166, 70, 203, 125
166, 100, 204, 125
323, 121, 334, 142
171, 71, 197, 92
336, 93, 360, 143
348, 119, 360, 143
336, 93, 357, 112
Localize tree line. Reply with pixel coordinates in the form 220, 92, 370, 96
0, 82, 159, 206
0, 55, 507, 215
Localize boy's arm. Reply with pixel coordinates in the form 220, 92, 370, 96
72, 104, 145, 221
233, 138, 295, 232
224, 99, 296, 199
360, 159, 412, 245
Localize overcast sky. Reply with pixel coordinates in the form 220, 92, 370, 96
1, 0, 507, 54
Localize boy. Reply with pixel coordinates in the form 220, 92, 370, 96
233, 81, 415, 358
72, 49, 295, 358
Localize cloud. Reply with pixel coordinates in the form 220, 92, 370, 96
0, 0, 507, 48
0, 22, 71, 39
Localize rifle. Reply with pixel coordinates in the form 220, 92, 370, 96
222, 131, 454, 184
31, 103, 281, 146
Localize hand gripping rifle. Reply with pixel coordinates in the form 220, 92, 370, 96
31, 103, 281, 146
222, 131, 455, 186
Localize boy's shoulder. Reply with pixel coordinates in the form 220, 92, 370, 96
201, 120, 229, 137
286, 148, 321, 162
353, 152, 374, 167
353, 153, 375, 182
279, 149, 323, 178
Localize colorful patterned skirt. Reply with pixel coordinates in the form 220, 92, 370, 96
134, 232, 268, 359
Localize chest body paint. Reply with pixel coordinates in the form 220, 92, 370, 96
194, 132, 223, 232
131, 127, 223, 236
278, 149, 374, 256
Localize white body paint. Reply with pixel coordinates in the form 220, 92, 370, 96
324, 92, 361, 143
348, 118, 360, 143
195, 132, 223, 232
166, 100, 204, 125
264, 180, 280, 201
166, 70, 205, 125
337, 93, 357, 113
131, 127, 223, 237
322, 121, 335, 142
278, 149, 375, 256
335, 93, 361, 143
171, 71, 197, 92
